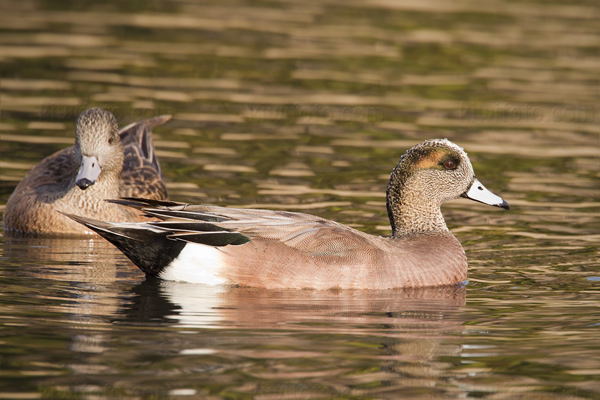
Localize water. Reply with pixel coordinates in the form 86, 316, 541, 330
0, 0, 599, 398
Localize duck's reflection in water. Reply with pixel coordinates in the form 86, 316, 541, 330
119, 279, 466, 393
130, 280, 465, 329
2, 233, 133, 285
2, 234, 469, 396
2, 234, 138, 355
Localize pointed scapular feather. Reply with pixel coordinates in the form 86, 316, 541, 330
167, 231, 250, 246
149, 221, 232, 232
107, 197, 183, 209
142, 209, 230, 222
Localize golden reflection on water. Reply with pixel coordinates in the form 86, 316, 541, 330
0, 0, 599, 398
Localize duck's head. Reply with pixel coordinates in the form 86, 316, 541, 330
387, 138, 509, 236
73, 108, 123, 190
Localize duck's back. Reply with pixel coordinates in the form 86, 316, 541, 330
2, 147, 79, 233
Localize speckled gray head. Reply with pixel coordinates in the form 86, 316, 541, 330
73, 108, 123, 190
387, 138, 509, 236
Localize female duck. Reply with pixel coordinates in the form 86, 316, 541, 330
67, 139, 509, 289
3, 108, 169, 234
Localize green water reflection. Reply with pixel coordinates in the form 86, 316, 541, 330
0, 0, 598, 398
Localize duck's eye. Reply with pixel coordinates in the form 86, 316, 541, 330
443, 159, 457, 170
108, 137, 115, 145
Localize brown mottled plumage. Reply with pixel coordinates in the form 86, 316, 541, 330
66, 139, 509, 289
3, 108, 169, 235
118, 115, 169, 199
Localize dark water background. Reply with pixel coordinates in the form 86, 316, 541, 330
0, 0, 598, 398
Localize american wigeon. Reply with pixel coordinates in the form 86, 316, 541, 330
3, 108, 169, 235
66, 139, 509, 289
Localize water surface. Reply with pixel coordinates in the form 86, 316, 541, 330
0, 0, 598, 398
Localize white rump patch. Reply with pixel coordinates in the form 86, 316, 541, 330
160, 243, 228, 285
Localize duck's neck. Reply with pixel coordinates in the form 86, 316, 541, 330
68, 169, 121, 212
386, 168, 449, 237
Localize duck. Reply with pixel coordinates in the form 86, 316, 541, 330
2, 108, 170, 235
65, 139, 509, 289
